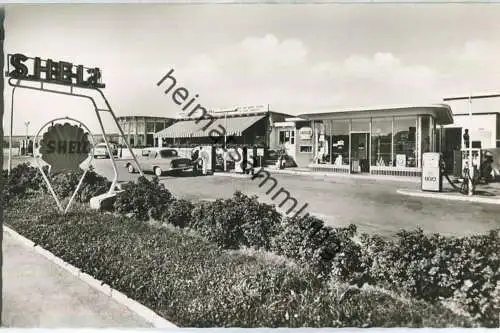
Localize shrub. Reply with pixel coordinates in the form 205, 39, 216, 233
39, 167, 112, 203
272, 215, 362, 279
1, 164, 111, 205
4, 196, 474, 328
77, 170, 113, 202
50, 170, 85, 199
113, 176, 174, 221
1, 163, 46, 204
357, 229, 500, 327
190, 191, 282, 250
161, 198, 195, 228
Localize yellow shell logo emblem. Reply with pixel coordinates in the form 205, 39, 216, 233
39, 123, 91, 172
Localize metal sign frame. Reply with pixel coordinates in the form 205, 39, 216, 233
33, 117, 96, 213
7, 78, 144, 197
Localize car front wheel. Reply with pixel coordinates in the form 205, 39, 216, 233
154, 167, 163, 177
127, 164, 135, 173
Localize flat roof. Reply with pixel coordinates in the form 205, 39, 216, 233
298, 103, 454, 125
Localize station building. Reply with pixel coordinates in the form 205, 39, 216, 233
276, 104, 454, 177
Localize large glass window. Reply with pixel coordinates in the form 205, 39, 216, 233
393, 116, 417, 167
279, 130, 292, 144
331, 120, 350, 166
421, 115, 431, 154
322, 120, 332, 163
371, 117, 392, 166
278, 129, 295, 145
351, 118, 370, 132
156, 122, 165, 132
146, 121, 156, 133
136, 121, 146, 134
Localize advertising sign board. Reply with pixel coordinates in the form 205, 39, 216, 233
38, 122, 91, 172
422, 152, 442, 192
299, 127, 313, 140
396, 154, 406, 168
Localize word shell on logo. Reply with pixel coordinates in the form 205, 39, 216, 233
39, 123, 91, 172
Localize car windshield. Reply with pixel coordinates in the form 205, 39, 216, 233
159, 149, 178, 158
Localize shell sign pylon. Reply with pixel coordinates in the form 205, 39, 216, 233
34, 118, 96, 214
39, 123, 92, 172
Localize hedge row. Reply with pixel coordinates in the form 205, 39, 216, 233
2, 163, 499, 327
5, 196, 473, 327
1, 163, 111, 206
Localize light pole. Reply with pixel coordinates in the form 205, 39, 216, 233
443, 92, 500, 196
24, 121, 30, 156
24, 121, 30, 138
223, 110, 227, 172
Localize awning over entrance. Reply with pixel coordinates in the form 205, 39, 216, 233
155, 115, 266, 138
154, 119, 212, 138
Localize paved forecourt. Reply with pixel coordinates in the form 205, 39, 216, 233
87, 159, 500, 237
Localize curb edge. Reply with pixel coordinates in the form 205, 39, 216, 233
3, 226, 178, 328
396, 189, 500, 205
214, 169, 421, 183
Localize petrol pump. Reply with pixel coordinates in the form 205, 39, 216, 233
421, 152, 443, 192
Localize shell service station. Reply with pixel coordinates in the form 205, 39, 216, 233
4, 53, 500, 198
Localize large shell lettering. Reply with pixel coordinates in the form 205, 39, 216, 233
39, 122, 91, 172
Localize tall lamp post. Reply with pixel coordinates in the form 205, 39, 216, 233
24, 121, 30, 139
443, 92, 500, 196
24, 121, 30, 156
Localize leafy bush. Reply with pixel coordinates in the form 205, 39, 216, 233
114, 176, 174, 221
1, 163, 46, 204
161, 198, 195, 228
272, 215, 362, 279
1, 164, 111, 205
357, 229, 500, 327
77, 170, 113, 202
5, 197, 474, 328
190, 191, 282, 250
50, 170, 85, 199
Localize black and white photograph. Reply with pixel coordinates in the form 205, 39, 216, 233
0, 1, 499, 329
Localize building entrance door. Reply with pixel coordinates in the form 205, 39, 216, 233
350, 132, 370, 173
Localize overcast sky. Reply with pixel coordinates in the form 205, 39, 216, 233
4, 3, 500, 135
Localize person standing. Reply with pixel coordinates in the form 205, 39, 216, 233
463, 129, 470, 148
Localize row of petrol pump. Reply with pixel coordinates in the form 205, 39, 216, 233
421, 149, 495, 193
190, 145, 265, 175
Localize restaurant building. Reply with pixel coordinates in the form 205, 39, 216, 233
153, 105, 293, 149
276, 104, 454, 177
116, 116, 176, 147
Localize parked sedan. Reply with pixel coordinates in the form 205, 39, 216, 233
126, 148, 193, 176
93, 142, 118, 159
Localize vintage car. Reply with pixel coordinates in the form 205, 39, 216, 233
93, 142, 118, 159
126, 148, 193, 176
